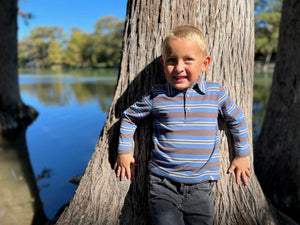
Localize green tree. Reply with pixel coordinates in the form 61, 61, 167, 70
18, 16, 124, 69
64, 28, 94, 67
255, 0, 282, 65
93, 16, 124, 67
48, 41, 64, 68
18, 38, 32, 67
18, 26, 65, 67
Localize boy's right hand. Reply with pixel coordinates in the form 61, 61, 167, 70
114, 154, 136, 181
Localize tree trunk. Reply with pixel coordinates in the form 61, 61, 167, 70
254, 0, 300, 223
0, 0, 38, 133
56, 0, 292, 224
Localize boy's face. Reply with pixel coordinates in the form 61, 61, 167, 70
161, 38, 210, 90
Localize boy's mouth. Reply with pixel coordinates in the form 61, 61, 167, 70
174, 75, 187, 83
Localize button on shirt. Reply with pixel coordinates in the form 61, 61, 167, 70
118, 75, 250, 183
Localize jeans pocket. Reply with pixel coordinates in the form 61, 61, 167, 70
194, 181, 216, 191
149, 173, 166, 185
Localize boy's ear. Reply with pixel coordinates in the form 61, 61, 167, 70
201, 56, 211, 72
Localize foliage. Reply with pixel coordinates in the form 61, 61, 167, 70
255, 0, 282, 62
18, 16, 124, 68
18, 26, 65, 67
64, 28, 94, 67
93, 16, 124, 67
18, 1, 282, 68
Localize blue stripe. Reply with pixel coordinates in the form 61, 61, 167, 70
204, 90, 219, 95
155, 134, 216, 141
231, 131, 248, 138
153, 139, 215, 149
155, 117, 218, 123
154, 124, 217, 130
152, 150, 214, 160
230, 125, 248, 132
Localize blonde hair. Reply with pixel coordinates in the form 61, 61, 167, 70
162, 25, 208, 59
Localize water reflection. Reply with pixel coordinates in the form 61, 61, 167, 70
19, 75, 116, 112
0, 127, 48, 225
0, 70, 118, 222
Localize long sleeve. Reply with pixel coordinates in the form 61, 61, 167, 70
118, 94, 153, 154
218, 86, 250, 157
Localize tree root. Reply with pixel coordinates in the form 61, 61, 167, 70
0, 103, 38, 133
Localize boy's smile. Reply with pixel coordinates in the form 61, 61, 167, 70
161, 39, 210, 90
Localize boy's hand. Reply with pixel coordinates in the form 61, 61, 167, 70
228, 156, 251, 185
114, 154, 136, 181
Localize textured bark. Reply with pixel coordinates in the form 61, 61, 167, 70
56, 0, 292, 224
254, 0, 300, 223
0, 0, 38, 133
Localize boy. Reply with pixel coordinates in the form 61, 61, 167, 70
115, 25, 251, 225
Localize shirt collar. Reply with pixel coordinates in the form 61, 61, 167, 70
193, 74, 207, 94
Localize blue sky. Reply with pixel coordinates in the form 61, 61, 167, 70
18, 0, 127, 40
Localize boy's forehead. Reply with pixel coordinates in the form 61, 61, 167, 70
162, 37, 208, 58
165, 39, 202, 52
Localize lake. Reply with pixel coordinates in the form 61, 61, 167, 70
0, 68, 272, 224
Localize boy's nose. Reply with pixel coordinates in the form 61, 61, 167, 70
175, 61, 184, 73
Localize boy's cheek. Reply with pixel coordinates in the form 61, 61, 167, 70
165, 66, 174, 75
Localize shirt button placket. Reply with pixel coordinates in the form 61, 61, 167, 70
186, 91, 191, 117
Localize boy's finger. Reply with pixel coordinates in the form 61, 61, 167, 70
228, 165, 235, 173
241, 172, 248, 185
236, 171, 241, 184
245, 169, 251, 179
116, 166, 121, 177
121, 168, 126, 181
126, 167, 131, 180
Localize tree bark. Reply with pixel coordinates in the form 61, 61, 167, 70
56, 0, 293, 224
254, 0, 300, 223
0, 0, 38, 134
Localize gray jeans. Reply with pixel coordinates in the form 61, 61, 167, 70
149, 173, 215, 225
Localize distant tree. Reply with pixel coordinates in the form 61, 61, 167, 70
255, 0, 282, 65
0, 0, 37, 133
18, 16, 124, 69
64, 28, 94, 67
18, 26, 65, 68
18, 37, 32, 67
48, 41, 64, 68
93, 16, 124, 67
255, 0, 300, 223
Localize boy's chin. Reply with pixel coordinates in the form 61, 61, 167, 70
172, 83, 190, 90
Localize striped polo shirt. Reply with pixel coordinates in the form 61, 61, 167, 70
118, 74, 250, 183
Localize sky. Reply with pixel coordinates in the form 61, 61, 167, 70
18, 0, 127, 40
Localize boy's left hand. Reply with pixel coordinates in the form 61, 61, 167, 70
228, 156, 251, 185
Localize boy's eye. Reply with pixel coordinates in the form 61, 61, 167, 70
166, 58, 176, 63
185, 58, 193, 62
